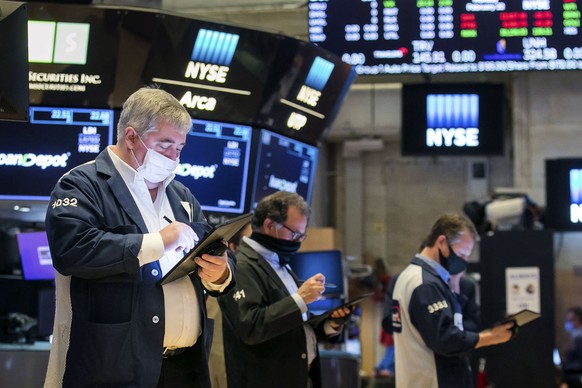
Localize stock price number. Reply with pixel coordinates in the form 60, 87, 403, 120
451, 50, 476, 63
412, 51, 446, 64
51, 109, 72, 122
523, 47, 558, 61
564, 47, 582, 60
90, 110, 110, 123
341, 52, 366, 65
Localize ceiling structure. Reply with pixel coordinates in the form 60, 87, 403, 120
96, 0, 310, 40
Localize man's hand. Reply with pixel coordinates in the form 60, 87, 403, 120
159, 222, 199, 253
328, 306, 354, 329
298, 273, 326, 304
195, 247, 229, 284
476, 321, 515, 348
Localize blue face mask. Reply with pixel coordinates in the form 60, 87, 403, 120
565, 321, 574, 334
438, 244, 468, 275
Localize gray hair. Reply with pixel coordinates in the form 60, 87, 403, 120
117, 87, 192, 141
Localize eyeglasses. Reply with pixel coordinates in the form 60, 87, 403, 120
278, 223, 307, 242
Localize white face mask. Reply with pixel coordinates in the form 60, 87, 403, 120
133, 136, 179, 183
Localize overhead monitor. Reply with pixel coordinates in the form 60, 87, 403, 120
27, 3, 122, 107
309, 0, 582, 76
545, 158, 582, 232
0, 1, 29, 122
142, 14, 280, 123
401, 83, 505, 156
16, 230, 55, 281
255, 37, 356, 145
0, 106, 115, 200
250, 129, 318, 209
173, 118, 253, 214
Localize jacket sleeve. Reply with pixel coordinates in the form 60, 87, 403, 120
45, 168, 142, 279
218, 259, 304, 346
204, 250, 237, 297
408, 282, 479, 357
382, 275, 399, 334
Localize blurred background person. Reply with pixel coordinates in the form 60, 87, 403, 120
560, 307, 582, 388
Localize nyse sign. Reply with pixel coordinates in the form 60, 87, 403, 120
426, 128, 480, 147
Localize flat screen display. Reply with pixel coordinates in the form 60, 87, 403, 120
250, 129, 318, 209
0, 106, 115, 200
255, 37, 356, 145
289, 250, 345, 314
401, 83, 504, 156
0, 1, 29, 122
142, 14, 279, 123
545, 158, 582, 232
309, 0, 582, 76
27, 3, 121, 107
16, 230, 54, 281
173, 118, 253, 214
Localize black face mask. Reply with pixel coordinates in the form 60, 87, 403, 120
251, 232, 301, 266
438, 244, 468, 275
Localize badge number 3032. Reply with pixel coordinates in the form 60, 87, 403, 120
52, 197, 78, 208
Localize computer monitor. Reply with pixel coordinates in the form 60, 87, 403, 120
401, 83, 505, 156
249, 129, 318, 209
0, 105, 115, 200
289, 250, 345, 314
16, 231, 55, 281
173, 118, 253, 214
545, 158, 582, 232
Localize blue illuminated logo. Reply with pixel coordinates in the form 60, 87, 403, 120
304, 57, 334, 91
427, 94, 479, 128
191, 29, 239, 66
570, 169, 582, 205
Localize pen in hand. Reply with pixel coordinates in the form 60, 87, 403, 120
163, 216, 173, 224
298, 280, 337, 288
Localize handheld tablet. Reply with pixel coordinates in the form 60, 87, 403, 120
500, 309, 541, 327
158, 212, 253, 285
308, 292, 374, 322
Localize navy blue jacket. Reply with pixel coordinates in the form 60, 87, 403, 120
44, 149, 235, 388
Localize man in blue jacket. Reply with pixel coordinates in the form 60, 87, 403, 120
390, 213, 513, 388
44, 87, 235, 388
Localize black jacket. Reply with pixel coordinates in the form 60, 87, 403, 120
218, 240, 332, 388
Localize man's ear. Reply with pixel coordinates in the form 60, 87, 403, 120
263, 218, 276, 233
436, 234, 448, 247
124, 127, 137, 148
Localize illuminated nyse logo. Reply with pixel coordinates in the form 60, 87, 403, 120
426, 94, 480, 148
297, 57, 335, 108
184, 29, 239, 84
288, 57, 334, 131
28, 21, 90, 65
570, 169, 582, 223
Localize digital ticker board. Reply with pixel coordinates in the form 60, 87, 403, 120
308, 0, 582, 75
